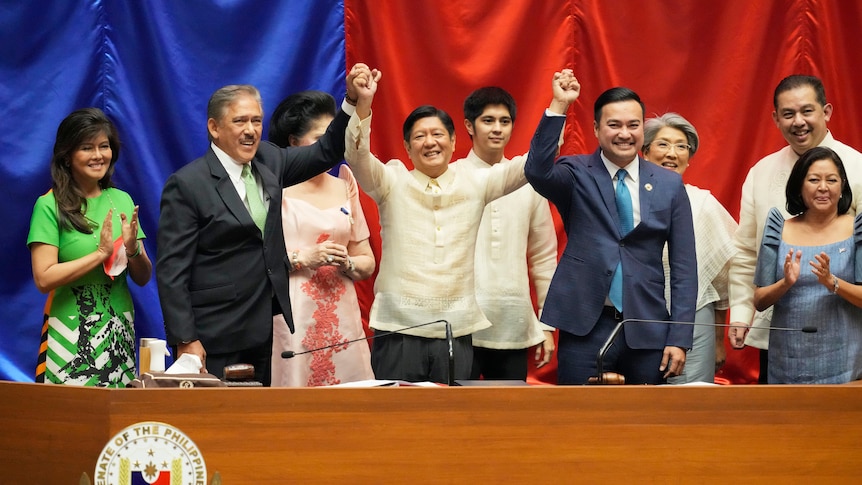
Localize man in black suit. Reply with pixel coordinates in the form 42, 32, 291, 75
156, 64, 376, 385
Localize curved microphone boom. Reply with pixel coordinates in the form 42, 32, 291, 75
594, 318, 817, 384
281, 320, 452, 359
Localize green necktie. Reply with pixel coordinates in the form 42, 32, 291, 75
240, 164, 266, 234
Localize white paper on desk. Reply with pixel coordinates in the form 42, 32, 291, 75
164, 354, 203, 374
659, 382, 720, 386
324, 379, 441, 388
325, 379, 399, 387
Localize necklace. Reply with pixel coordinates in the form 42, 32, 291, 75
89, 189, 119, 241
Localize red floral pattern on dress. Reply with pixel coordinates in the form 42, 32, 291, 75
300, 233, 348, 386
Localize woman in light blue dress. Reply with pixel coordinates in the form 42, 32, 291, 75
753, 146, 862, 384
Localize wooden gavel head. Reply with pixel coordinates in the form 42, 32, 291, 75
223, 363, 255, 381
587, 372, 626, 385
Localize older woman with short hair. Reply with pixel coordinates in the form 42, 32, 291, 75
643, 113, 737, 383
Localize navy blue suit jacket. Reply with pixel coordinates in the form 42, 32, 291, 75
525, 114, 696, 350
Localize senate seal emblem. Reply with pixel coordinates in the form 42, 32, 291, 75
94, 421, 207, 485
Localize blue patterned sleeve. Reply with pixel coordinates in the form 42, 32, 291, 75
854, 213, 862, 283
753, 208, 785, 287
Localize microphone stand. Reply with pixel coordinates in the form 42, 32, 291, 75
594, 318, 817, 385
595, 320, 626, 384
445, 321, 457, 387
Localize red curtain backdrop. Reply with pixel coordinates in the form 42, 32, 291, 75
344, 0, 862, 384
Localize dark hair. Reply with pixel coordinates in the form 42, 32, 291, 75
463, 86, 517, 126
785, 146, 852, 215
593, 87, 644, 124
773, 75, 827, 109
402, 105, 455, 142
207, 84, 262, 141
268, 90, 337, 148
50, 108, 121, 233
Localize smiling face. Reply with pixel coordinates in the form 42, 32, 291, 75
594, 100, 643, 167
208, 93, 263, 163
70, 131, 112, 189
465, 104, 512, 164
643, 126, 692, 175
404, 116, 455, 178
773, 85, 832, 156
801, 158, 842, 214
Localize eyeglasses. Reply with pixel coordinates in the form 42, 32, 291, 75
650, 141, 691, 153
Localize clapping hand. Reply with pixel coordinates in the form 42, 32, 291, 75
810, 251, 834, 289
120, 205, 141, 256
782, 248, 802, 286
97, 210, 114, 258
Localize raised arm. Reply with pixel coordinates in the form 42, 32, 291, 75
549, 69, 581, 115
524, 70, 581, 205
353, 63, 381, 121
274, 63, 379, 186
345, 68, 391, 202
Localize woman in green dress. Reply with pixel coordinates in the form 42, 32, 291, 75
27, 108, 152, 387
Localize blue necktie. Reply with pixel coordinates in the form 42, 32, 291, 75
609, 169, 633, 312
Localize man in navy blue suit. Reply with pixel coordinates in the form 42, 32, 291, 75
525, 70, 697, 385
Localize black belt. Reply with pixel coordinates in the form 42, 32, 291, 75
602, 306, 624, 321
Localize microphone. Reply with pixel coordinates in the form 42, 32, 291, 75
593, 318, 817, 384
281, 319, 450, 358
281, 318, 456, 385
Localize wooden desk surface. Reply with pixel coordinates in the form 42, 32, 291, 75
2, 382, 860, 484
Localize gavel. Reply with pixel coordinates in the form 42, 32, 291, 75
223, 363, 261, 386
587, 372, 626, 385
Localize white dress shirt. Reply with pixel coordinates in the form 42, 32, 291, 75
461, 150, 557, 349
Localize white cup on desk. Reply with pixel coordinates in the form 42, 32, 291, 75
139, 338, 170, 374
147, 339, 170, 372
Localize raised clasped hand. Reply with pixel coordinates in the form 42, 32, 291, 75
554, 69, 581, 104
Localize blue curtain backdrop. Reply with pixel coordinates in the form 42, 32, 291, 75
0, 0, 346, 381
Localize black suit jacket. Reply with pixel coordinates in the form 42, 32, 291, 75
156, 109, 349, 354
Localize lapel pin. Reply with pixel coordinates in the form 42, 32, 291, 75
644, 183, 653, 192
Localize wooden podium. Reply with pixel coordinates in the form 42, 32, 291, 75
2, 381, 861, 484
